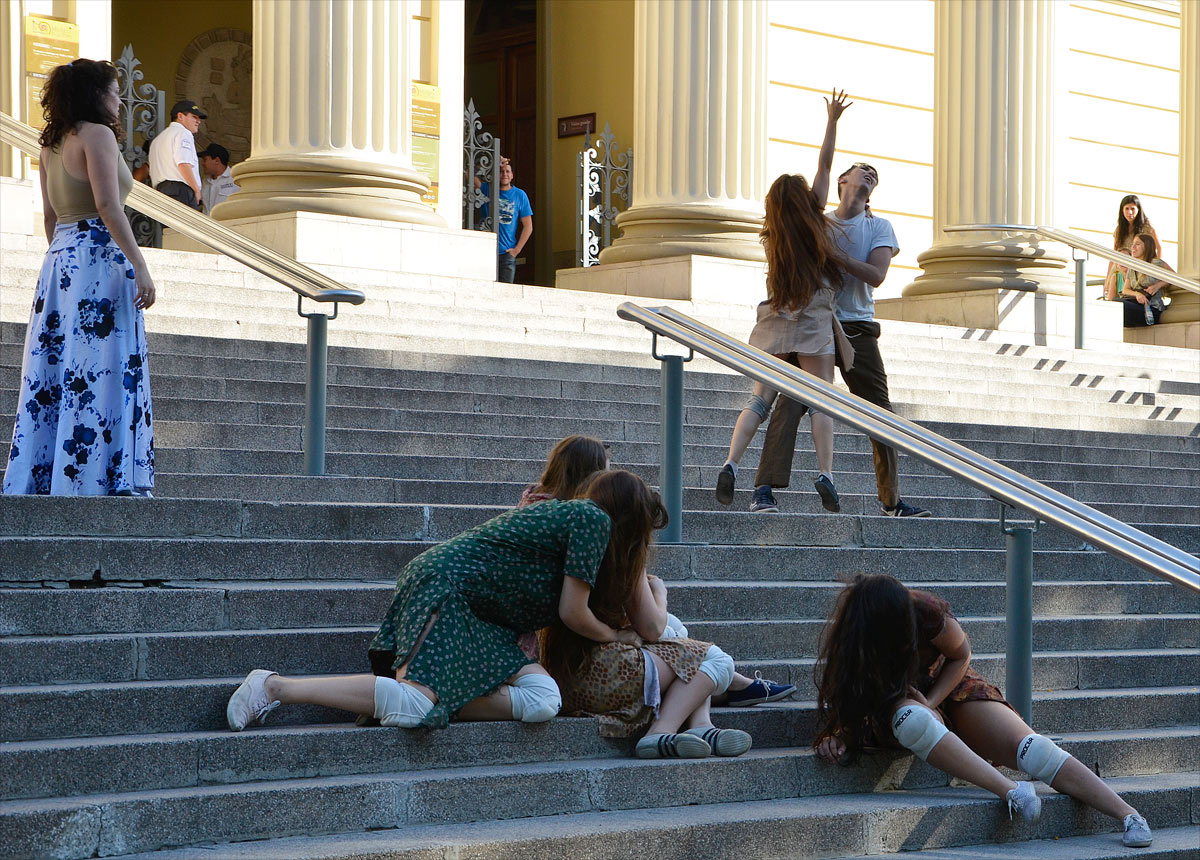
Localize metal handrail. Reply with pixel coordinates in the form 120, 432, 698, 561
618, 302, 1200, 594
945, 223, 1199, 295
0, 110, 365, 475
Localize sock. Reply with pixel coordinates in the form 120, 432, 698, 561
723, 460, 738, 475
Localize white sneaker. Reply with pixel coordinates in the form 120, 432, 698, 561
226, 669, 281, 731
1006, 780, 1042, 824
1122, 813, 1153, 847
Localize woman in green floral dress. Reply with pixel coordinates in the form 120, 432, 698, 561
226, 469, 668, 731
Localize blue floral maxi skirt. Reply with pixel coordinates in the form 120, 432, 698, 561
3, 218, 154, 495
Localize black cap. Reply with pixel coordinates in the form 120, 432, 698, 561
197, 143, 230, 165
170, 99, 207, 120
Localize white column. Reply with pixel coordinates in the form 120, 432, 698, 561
598, 0, 766, 264
906, 0, 1070, 297
216, 0, 442, 226
1163, 1, 1198, 322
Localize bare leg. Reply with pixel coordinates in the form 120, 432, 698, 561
645, 654, 717, 735
950, 700, 1137, 820
796, 353, 836, 476
455, 663, 551, 721
264, 673, 392, 717
896, 700, 1017, 799
683, 695, 714, 730
725, 383, 777, 465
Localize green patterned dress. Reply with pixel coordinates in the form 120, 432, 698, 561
369, 498, 611, 728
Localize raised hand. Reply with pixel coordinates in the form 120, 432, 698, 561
825, 88, 853, 122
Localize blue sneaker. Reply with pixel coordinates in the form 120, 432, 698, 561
724, 672, 797, 707
750, 485, 778, 513
882, 499, 931, 518
813, 474, 840, 512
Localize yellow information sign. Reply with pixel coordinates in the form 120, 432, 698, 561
24, 15, 80, 132
412, 82, 440, 207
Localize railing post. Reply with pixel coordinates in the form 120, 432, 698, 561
300, 301, 331, 476
1001, 505, 1038, 725
653, 334, 693, 543
1073, 248, 1088, 350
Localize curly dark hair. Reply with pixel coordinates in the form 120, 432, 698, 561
535, 435, 610, 501
539, 470, 669, 688
38, 59, 121, 149
760, 173, 845, 314
813, 573, 918, 763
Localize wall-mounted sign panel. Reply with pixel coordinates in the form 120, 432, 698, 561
412, 82, 441, 207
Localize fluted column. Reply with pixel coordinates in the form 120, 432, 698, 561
216, 0, 442, 226
906, 0, 1070, 297
598, 0, 766, 264
1163, 1, 1199, 323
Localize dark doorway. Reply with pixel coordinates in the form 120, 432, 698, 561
466, 0, 538, 284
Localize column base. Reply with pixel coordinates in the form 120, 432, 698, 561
163, 211, 497, 280
215, 154, 445, 228
905, 239, 1073, 298
555, 254, 766, 302
597, 203, 765, 265
875, 288, 1126, 347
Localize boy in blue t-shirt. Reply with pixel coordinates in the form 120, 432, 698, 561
477, 157, 533, 283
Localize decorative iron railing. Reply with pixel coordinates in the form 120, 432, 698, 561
115, 43, 166, 248
577, 123, 631, 267
462, 98, 500, 234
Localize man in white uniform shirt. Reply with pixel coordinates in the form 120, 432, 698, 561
150, 99, 206, 210
756, 161, 932, 518
198, 143, 239, 213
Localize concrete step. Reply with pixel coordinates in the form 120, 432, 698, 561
2, 769, 1192, 860
4, 580, 1193, 637
0, 538, 1169, 585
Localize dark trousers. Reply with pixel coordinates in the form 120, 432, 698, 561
155, 180, 201, 210
497, 252, 516, 283
754, 319, 900, 508
1122, 298, 1163, 327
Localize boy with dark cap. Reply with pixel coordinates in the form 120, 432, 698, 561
198, 143, 239, 213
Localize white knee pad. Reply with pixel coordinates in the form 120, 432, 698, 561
697, 645, 735, 696
508, 673, 561, 723
373, 677, 435, 728
1016, 733, 1069, 785
892, 705, 949, 761
744, 393, 773, 421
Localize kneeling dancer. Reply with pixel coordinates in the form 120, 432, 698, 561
226, 469, 663, 731
813, 574, 1152, 848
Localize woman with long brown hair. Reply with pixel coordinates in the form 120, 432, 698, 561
813, 574, 1153, 848
542, 471, 754, 759
715, 90, 852, 514
4, 59, 155, 496
1104, 195, 1161, 301
226, 470, 666, 733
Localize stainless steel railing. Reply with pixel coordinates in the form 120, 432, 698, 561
618, 302, 1200, 722
944, 223, 1199, 349
1, 110, 365, 475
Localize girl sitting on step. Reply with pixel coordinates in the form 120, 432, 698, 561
523, 434, 796, 709
812, 574, 1153, 848
1121, 233, 1174, 329
226, 469, 666, 731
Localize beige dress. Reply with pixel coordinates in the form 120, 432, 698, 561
748, 283, 854, 368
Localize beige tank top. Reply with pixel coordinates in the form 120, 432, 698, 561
44, 141, 133, 222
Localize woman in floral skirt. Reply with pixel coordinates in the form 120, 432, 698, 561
4, 58, 155, 496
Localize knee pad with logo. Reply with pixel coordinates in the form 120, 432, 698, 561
508, 673, 561, 723
891, 704, 948, 761
697, 645, 735, 696
373, 677, 435, 728
1016, 733, 1069, 785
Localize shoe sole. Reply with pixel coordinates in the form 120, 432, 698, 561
749, 505, 778, 513
726, 687, 797, 707
636, 733, 711, 759
687, 728, 753, 757
814, 481, 840, 513
1122, 837, 1153, 848
715, 469, 735, 506
882, 508, 932, 518
226, 682, 252, 732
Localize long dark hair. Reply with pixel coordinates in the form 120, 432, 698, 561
760, 173, 844, 313
1131, 232, 1157, 263
540, 470, 669, 687
38, 59, 121, 149
535, 435, 609, 500
813, 574, 917, 763
1113, 194, 1151, 250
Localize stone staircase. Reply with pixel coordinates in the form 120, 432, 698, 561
1, 238, 1198, 859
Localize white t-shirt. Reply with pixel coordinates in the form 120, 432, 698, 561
826, 210, 899, 322
201, 166, 239, 212
149, 122, 198, 187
